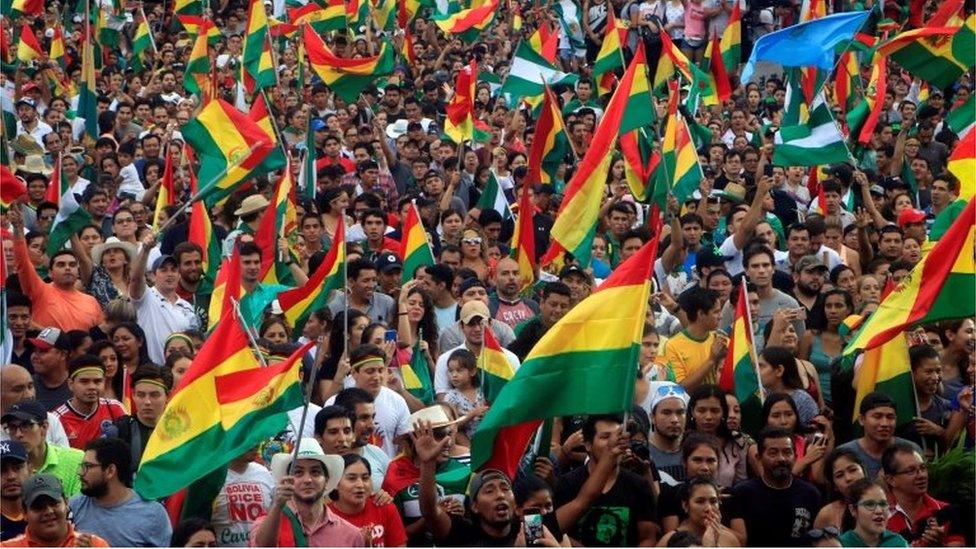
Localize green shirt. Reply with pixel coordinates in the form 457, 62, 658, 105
839, 530, 908, 547
240, 283, 290, 328
39, 443, 84, 497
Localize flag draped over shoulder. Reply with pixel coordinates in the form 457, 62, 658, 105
471, 235, 659, 477
135, 318, 313, 500
842, 199, 975, 359
399, 203, 435, 282
279, 223, 345, 336
718, 284, 762, 435
303, 25, 395, 103
181, 99, 276, 207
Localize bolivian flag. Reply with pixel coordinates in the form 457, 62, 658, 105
593, 10, 626, 95
478, 325, 516, 404
49, 25, 66, 69
444, 60, 477, 144
510, 181, 537, 293
177, 16, 222, 44
151, 149, 175, 230
654, 31, 717, 106
183, 18, 212, 97
656, 82, 703, 206
399, 202, 435, 282
185, 155, 221, 296
181, 98, 276, 207
207, 247, 244, 331
877, 24, 973, 89
243, 0, 276, 93
472, 234, 659, 477
131, 18, 153, 72
525, 86, 570, 188
433, 0, 499, 42
134, 318, 313, 500
279, 222, 346, 336
719, 1, 741, 69
303, 25, 395, 103
947, 130, 975, 201
402, 340, 435, 405
0, 168, 26, 212
16, 24, 43, 64
289, 1, 345, 32
718, 283, 762, 435
843, 199, 975, 360
254, 157, 299, 286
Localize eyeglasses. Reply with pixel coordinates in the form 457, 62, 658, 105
857, 499, 890, 511
3, 422, 38, 434
78, 462, 103, 473
892, 463, 928, 477
462, 238, 483, 246
807, 527, 840, 540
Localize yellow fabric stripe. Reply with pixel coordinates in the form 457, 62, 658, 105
853, 334, 910, 419
730, 316, 750, 364
479, 348, 515, 379
549, 147, 615, 252
198, 102, 255, 188
217, 367, 298, 430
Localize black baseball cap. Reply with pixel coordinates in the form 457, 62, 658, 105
21, 474, 64, 508
1, 401, 47, 425
0, 440, 28, 463
375, 252, 402, 274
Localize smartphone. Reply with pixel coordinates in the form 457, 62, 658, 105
523, 513, 544, 545
763, 164, 774, 177
384, 329, 398, 342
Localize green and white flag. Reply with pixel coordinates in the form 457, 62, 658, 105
475, 172, 513, 220
947, 94, 974, 141
1, 88, 15, 140
499, 42, 578, 106
773, 92, 851, 167
46, 170, 93, 256
553, 0, 586, 56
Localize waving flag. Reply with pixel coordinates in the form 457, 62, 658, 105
243, 0, 276, 93
186, 159, 222, 296
45, 156, 93, 255
657, 84, 703, 205
472, 235, 658, 477
16, 24, 43, 63
524, 86, 570, 187
254, 159, 300, 286
718, 283, 762, 434
279, 222, 345, 336
152, 148, 175, 230
478, 326, 516, 404
177, 16, 222, 43
303, 26, 395, 103
720, 1, 742, 69
773, 93, 851, 167
0, 170, 26, 212
183, 18, 212, 96
444, 60, 477, 143
399, 203, 435, 282
877, 23, 974, 89
655, 31, 717, 105
593, 10, 626, 95
510, 182, 537, 293
130, 18, 153, 72
289, 1, 345, 32
402, 340, 435, 405
433, 0, 499, 42
499, 41, 578, 103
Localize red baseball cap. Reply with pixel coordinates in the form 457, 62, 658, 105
897, 208, 926, 228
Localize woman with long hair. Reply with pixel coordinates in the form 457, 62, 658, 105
799, 289, 854, 405
316, 309, 369, 403
458, 227, 489, 281
328, 454, 407, 547
659, 433, 723, 534
814, 448, 866, 530
396, 280, 440, 360
685, 385, 747, 488
316, 185, 352, 248
90, 340, 123, 401
757, 346, 820, 424
110, 322, 151, 372
762, 314, 824, 410
81, 237, 136, 308
751, 393, 832, 482
656, 477, 739, 547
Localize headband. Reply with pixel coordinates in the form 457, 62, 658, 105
70, 366, 105, 379
165, 333, 194, 349
135, 378, 169, 392
351, 357, 385, 370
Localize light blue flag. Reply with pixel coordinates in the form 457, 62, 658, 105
740, 11, 870, 84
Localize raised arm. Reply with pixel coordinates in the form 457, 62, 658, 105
129, 232, 155, 300
732, 175, 773, 250
414, 420, 454, 541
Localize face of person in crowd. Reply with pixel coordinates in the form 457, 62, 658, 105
850, 485, 890, 538
68, 368, 105, 408
79, 449, 113, 498
153, 262, 180, 294
25, 495, 69, 544
350, 402, 376, 444
168, 357, 191, 387
291, 459, 328, 505
177, 251, 203, 284
31, 346, 67, 377
471, 476, 515, 528
652, 398, 685, 442
337, 460, 371, 508
133, 380, 168, 427
766, 399, 798, 432
0, 457, 28, 502
262, 322, 289, 346
5, 417, 45, 454
585, 419, 621, 463
6, 304, 30, 340
684, 483, 721, 526
318, 416, 355, 455
860, 405, 896, 445
183, 529, 218, 547
49, 252, 80, 288
858, 276, 882, 305
539, 292, 571, 327
787, 229, 810, 258
1, 366, 36, 409
608, 210, 629, 238
831, 455, 865, 498
760, 435, 795, 483
240, 252, 263, 285
352, 361, 385, 397
885, 450, 928, 498
461, 317, 485, 347
692, 396, 723, 435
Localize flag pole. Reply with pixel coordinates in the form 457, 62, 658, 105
289, 340, 327, 473
232, 297, 268, 367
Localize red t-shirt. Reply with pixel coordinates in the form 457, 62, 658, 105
328, 499, 407, 547
53, 399, 126, 450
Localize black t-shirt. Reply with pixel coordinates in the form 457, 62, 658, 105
727, 477, 821, 547
442, 515, 520, 547
553, 467, 656, 547
0, 512, 26, 541
32, 375, 71, 411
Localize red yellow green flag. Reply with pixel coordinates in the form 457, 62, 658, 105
947, 130, 975, 201
720, 1, 741, 70
16, 24, 43, 64
243, 0, 276, 93
130, 17, 153, 72
843, 199, 975, 359
185, 153, 222, 296
289, 1, 345, 32
718, 283, 763, 434
208, 245, 244, 332
10, 0, 42, 16
173, 0, 203, 16
852, 334, 916, 426
540, 43, 645, 268
528, 20, 558, 63
399, 202, 435, 282
703, 34, 731, 102
303, 25, 395, 103
656, 82, 703, 205
655, 31, 717, 105
444, 60, 477, 144
248, 91, 288, 175
593, 9, 625, 95
478, 324, 516, 404
432, 0, 499, 42
177, 16, 222, 43
279, 222, 345, 336
183, 17, 212, 97
0, 169, 26, 212
151, 146, 175, 230
181, 98, 276, 207
254, 158, 300, 286
134, 321, 313, 500
524, 86, 571, 187
877, 25, 973, 88
471, 233, 659, 477
49, 25, 66, 69
856, 55, 887, 145
510, 181, 537, 293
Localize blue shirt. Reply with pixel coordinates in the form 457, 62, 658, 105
69, 490, 172, 547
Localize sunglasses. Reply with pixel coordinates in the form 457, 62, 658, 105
432, 427, 453, 440
462, 238, 483, 246
807, 527, 840, 540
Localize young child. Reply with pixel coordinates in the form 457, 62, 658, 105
441, 349, 488, 441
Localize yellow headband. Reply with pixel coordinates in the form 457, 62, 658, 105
135, 379, 168, 392
71, 366, 105, 379
351, 357, 385, 370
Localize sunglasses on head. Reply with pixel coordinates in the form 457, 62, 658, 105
806, 527, 840, 540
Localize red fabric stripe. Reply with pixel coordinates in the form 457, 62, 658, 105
718, 283, 746, 391
478, 420, 542, 477
303, 25, 382, 70
595, 220, 660, 291
709, 35, 731, 102
214, 340, 313, 404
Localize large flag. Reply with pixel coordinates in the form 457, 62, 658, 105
773, 92, 851, 167
471, 235, 658, 477
181, 98, 276, 207
16, 24, 43, 63
45, 157, 93, 255
740, 11, 870, 83
478, 325, 516, 404
288, 1, 345, 32
432, 0, 498, 42
947, 130, 975, 201
657, 84, 703, 205
303, 26, 395, 103
279, 222, 345, 336
135, 322, 313, 500
402, 340, 435, 405
243, 0, 276, 93
444, 60, 477, 144
541, 44, 644, 268
843, 199, 975, 359
718, 283, 762, 435
852, 334, 916, 426
498, 42, 578, 104
399, 203, 435, 282
510, 181, 537, 293
524, 86, 570, 187
528, 21, 558, 63
877, 23, 974, 89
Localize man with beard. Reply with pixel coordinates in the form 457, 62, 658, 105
1, 441, 31, 540
0, 402, 82, 497
334, 389, 391, 492
791, 256, 829, 312
68, 437, 171, 547
52, 356, 125, 450
837, 392, 920, 478
647, 384, 690, 482
173, 242, 211, 327
251, 438, 363, 546
728, 428, 820, 546
1, 474, 109, 547
508, 282, 572, 361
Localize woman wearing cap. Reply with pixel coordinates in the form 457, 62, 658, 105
329, 455, 407, 547
77, 236, 136, 309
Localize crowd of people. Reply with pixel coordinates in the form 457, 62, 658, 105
1, 0, 975, 546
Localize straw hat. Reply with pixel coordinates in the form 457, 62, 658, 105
407, 405, 461, 432
15, 154, 51, 175
10, 135, 45, 156
269, 438, 344, 492
91, 237, 137, 266
233, 195, 270, 217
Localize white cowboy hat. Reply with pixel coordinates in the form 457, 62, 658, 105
269, 438, 345, 493
233, 195, 270, 217
407, 405, 461, 432
91, 237, 137, 266
15, 154, 51, 175
385, 119, 410, 140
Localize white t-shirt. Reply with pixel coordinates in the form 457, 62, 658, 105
211, 462, 275, 547
133, 286, 199, 365
284, 403, 322, 443
360, 443, 390, 492
434, 343, 521, 396
327, 387, 410, 457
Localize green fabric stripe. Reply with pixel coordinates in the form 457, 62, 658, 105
46, 208, 93, 255
620, 90, 654, 135
471, 346, 637, 468
402, 246, 435, 281
890, 42, 966, 89
134, 384, 303, 499
291, 270, 343, 336
917, 271, 976, 325
875, 372, 917, 427
181, 118, 231, 206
